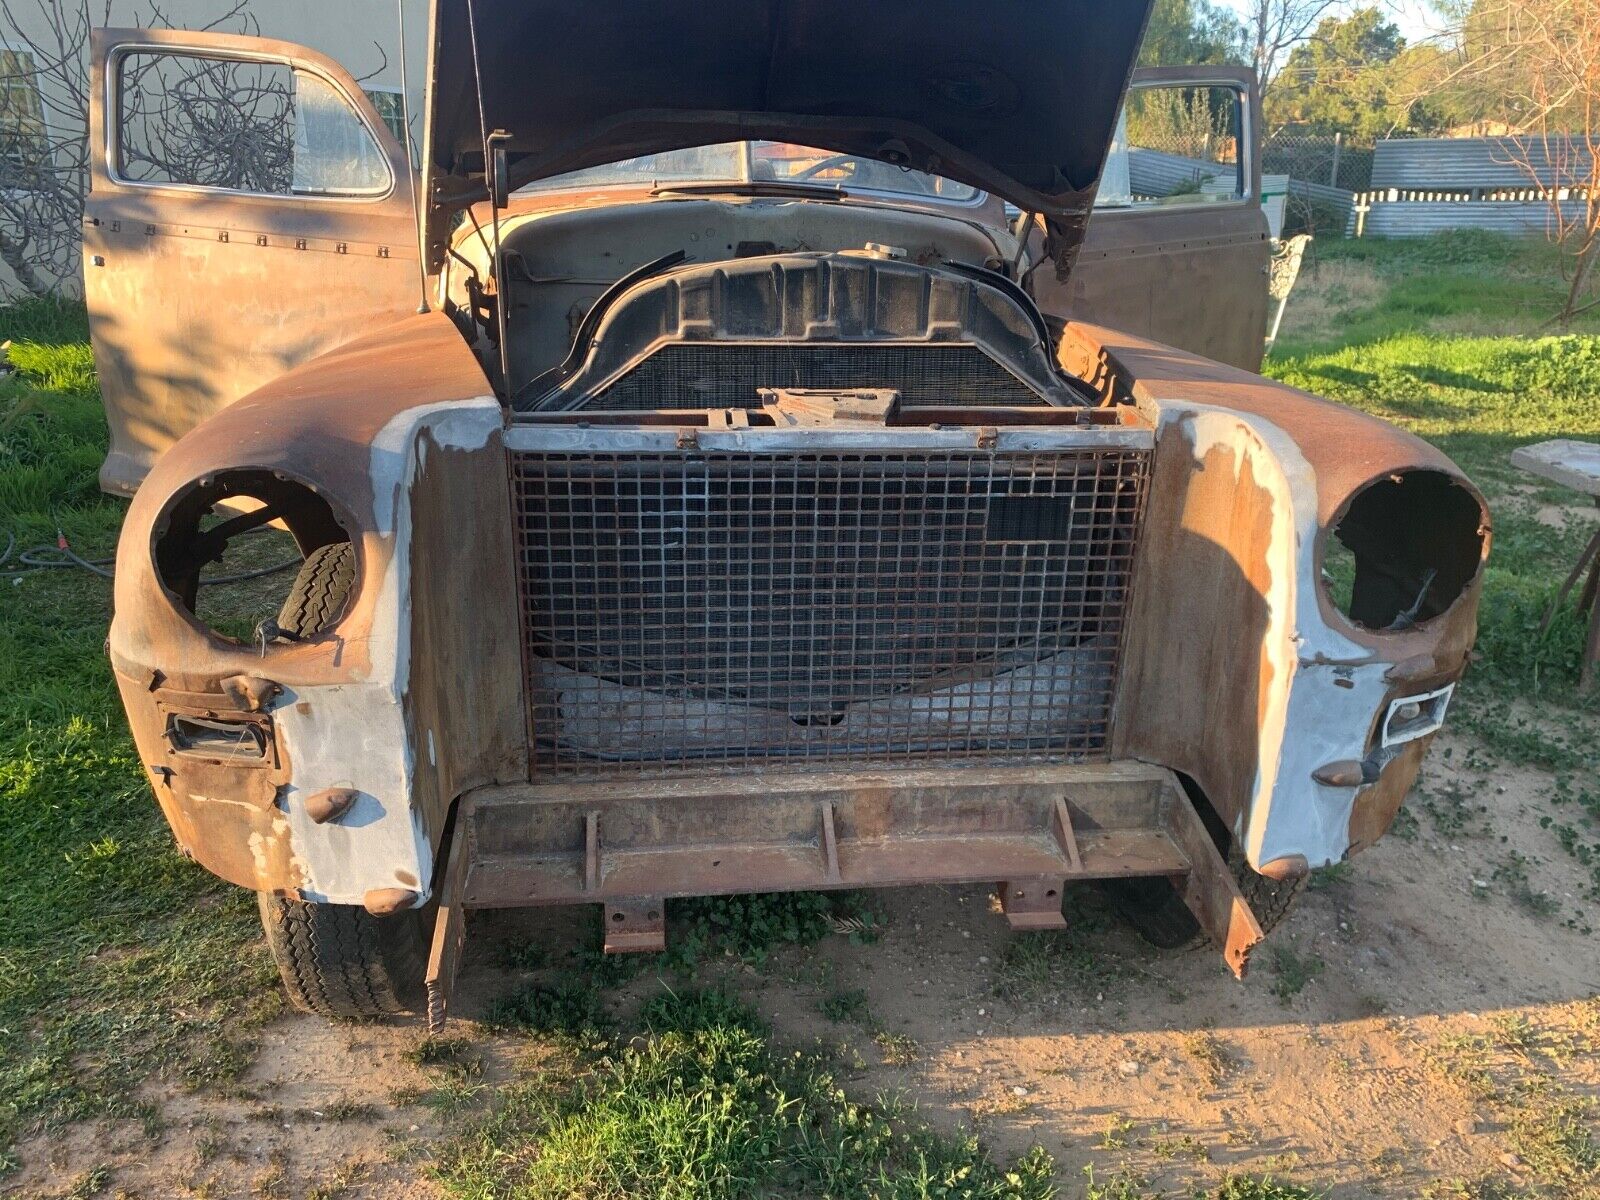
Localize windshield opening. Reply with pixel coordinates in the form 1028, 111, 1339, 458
516, 141, 982, 203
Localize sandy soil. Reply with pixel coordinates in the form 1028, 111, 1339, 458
9, 729, 1599, 1199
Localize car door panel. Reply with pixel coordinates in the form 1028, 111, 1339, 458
1036, 66, 1270, 373
85, 28, 421, 495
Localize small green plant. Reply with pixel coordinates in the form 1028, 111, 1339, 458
1150, 1133, 1209, 1162
1307, 861, 1353, 890
1181, 1029, 1237, 1087
1214, 1173, 1321, 1199
1083, 1164, 1151, 1200
408, 1035, 484, 1074
1492, 853, 1560, 917
61, 1164, 113, 1199
501, 939, 549, 971
665, 890, 878, 968
818, 988, 873, 1025
1099, 1113, 1137, 1150
485, 979, 611, 1039
872, 1029, 920, 1066
1269, 947, 1326, 1004
1420, 1176, 1519, 1200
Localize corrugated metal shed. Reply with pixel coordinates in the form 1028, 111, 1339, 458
1127, 147, 1227, 196
1372, 137, 1596, 191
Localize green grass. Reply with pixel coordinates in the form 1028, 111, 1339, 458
0, 299, 279, 1168
434, 987, 1058, 1200
1269, 332, 1600, 704
1267, 947, 1325, 1005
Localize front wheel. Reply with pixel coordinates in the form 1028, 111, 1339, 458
1104, 855, 1307, 949
257, 893, 430, 1018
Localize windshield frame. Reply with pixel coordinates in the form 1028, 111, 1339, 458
514, 141, 991, 209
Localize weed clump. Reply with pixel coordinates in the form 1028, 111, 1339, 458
437, 988, 1056, 1199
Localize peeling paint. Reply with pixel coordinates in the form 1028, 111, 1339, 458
272, 398, 499, 905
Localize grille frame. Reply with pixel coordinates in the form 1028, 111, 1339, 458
507, 422, 1152, 780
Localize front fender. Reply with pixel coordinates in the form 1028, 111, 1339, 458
1064, 322, 1490, 872
109, 312, 523, 905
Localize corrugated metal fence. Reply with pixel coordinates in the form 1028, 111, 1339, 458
1128, 148, 1355, 228
1350, 135, 1595, 237
1370, 136, 1595, 192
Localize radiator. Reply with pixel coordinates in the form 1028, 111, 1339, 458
587, 343, 1048, 409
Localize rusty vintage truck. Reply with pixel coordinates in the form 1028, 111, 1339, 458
84, 1, 1489, 1024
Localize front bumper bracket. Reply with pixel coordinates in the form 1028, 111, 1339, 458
424, 760, 1264, 1028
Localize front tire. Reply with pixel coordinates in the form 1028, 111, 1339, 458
1104, 858, 1307, 949
257, 893, 430, 1018
1102, 775, 1306, 949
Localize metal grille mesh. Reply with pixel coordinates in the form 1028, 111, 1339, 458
512, 448, 1149, 775
586, 344, 1046, 409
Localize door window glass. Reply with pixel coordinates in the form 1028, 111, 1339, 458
1096, 84, 1244, 209
0, 47, 47, 190
116, 51, 390, 196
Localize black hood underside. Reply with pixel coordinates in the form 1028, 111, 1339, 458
426, 0, 1154, 272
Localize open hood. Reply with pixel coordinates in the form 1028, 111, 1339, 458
424, 0, 1155, 275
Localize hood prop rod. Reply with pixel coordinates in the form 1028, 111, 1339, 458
464, 0, 513, 397
396, 0, 429, 314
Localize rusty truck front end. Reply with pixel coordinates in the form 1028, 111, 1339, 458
87, 0, 1488, 1024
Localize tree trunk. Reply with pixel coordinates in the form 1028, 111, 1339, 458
1558, 232, 1600, 330
0, 229, 57, 300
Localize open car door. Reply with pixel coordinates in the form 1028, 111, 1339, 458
1039, 66, 1271, 373
85, 28, 422, 495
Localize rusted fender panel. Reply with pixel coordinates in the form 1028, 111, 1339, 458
1064, 322, 1489, 870
109, 313, 525, 904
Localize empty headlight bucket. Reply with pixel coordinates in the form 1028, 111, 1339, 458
151, 468, 355, 644
1321, 469, 1487, 632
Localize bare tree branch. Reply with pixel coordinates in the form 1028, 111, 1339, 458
1241, 0, 1345, 98
1435, 0, 1599, 326
0, 0, 266, 299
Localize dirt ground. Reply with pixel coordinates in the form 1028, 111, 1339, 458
8, 727, 1599, 1199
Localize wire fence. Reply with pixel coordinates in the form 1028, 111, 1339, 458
1262, 132, 1376, 192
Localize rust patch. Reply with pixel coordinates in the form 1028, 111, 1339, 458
1114, 433, 1279, 834
1347, 738, 1429, 854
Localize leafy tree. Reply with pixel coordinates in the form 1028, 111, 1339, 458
1139, 0, 1249, 67
1268, 7, 1411, 139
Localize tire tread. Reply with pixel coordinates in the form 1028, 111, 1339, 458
276, 541, 355, 640
257, 893, 427, 1018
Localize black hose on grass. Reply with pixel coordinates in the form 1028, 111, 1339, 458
2, 528, 299, 586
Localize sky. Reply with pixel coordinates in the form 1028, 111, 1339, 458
1218, 0, 1450, 45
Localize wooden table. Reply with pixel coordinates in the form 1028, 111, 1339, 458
1510, 439, 1600, 691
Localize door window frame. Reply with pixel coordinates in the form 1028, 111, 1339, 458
1102, 68, 1258, 213
103, 40, 399, 205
